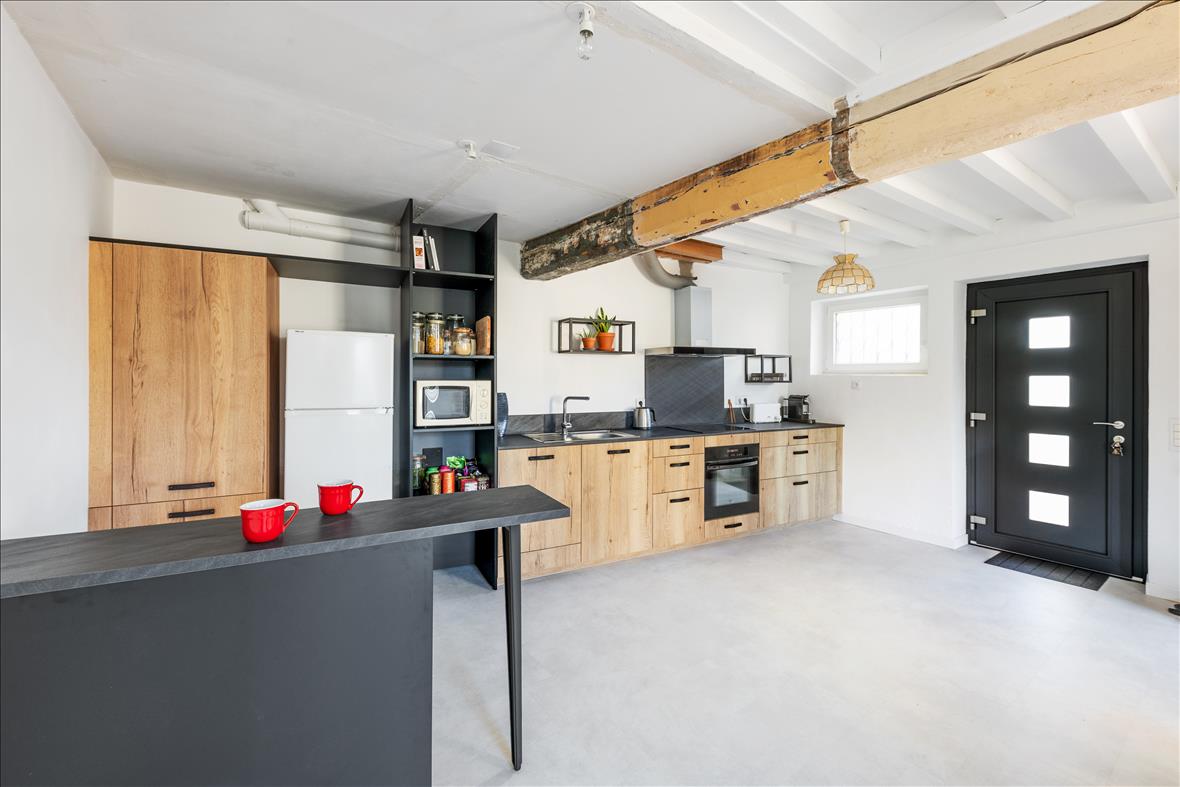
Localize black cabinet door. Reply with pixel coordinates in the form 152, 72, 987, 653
967, 265, 1145, 577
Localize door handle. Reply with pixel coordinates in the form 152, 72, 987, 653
528, 454, 555, 462
167, 509, 215, 519
723, 522, 743, 529
670, 497, 690, 504
669, 461, 691, 468
607, 449, 630, 455
168, 481, 215, 491
1092, 420, 1125, 429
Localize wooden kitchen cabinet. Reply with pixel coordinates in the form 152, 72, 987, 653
112, 494, 262, 529
106, 243, 276, 507
652, 489, 704, 549
704, 512, 761, 541
496, 446, 581, 553
759, 427, 839, 448
581, 441, 651, 563
761, 472, 839, 527
651, 437, 703, 457
761, 442, 838, 479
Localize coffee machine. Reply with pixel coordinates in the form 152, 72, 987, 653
783, 394, 815, 424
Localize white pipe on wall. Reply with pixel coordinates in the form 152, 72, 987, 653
238, 199, 401, 251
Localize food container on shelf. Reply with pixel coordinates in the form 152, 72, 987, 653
453, 327, 474, 356
410, 312, 426, 355
425, 313, 445, 355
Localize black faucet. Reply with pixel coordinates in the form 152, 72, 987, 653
561, 396, 591, 440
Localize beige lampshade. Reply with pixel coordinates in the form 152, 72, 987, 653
816, 253, 875, 295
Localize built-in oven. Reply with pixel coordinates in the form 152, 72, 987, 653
414, 379, 493, 428
704, 442, 759, 520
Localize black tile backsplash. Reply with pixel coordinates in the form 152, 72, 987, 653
505, 410, 631, 435
644, 356, 725, 425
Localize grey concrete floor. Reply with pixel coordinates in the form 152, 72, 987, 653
432, 521, 1179, 786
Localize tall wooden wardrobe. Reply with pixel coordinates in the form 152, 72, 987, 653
88, 241, 279, 530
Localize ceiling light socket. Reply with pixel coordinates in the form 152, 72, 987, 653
458, 139, 478, 160
567, 2, 595, 60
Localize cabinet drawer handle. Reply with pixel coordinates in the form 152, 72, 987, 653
607, 449, 630, 455
529, 454, 555, 462
669, 461, 690, 468
168, 509, 215, 519
670, 444, 691, 450
168, 481, 215, 491
723, 522, 743, 529
793, 450, 809, 455
670, 496, 690, 504
791, 435, 809, 441
793, 480, 809, 486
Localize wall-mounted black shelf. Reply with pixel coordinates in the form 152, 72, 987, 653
556, 318, 636, 354
412, 425, 497, 434
411, 269, 495, 290
412, 354, 494, 361
744, 354, 792, 383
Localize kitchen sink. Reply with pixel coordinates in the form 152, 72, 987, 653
524, 430, 632, 444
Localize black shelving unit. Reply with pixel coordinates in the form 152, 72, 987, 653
744, 354, 792, 383
400, 200, 499, 584
556, 317, 636, 354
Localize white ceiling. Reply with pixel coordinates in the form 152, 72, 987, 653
5, 0, 1177, 260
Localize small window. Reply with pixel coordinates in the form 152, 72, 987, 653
818, 289, 928, 374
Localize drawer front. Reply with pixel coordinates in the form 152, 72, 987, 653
761, 472, 839, 526
498, 544, 582, 583
88, 507, 112, 532
499, 518, 580, 555
651, 437, 703, 457
761, 442, 838, 479
652, 490, 704, 549
651, 454, 703, 494
112, 501, 184, 529
180, 493, 264, 523
760, 427, 840, 447
703, 433, 760, 449
704, 512, 762, 541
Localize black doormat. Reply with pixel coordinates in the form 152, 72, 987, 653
985, 552, 1108, 591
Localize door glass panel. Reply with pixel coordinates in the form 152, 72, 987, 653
1028, 316, 1070, 349
1028, 490, 1069, 526
1028, 433, 1070, 467
1028, 375, 1070, 407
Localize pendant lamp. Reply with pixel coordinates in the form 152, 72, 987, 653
817, 219, 875, 295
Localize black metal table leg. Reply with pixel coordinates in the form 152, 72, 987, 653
502, 524, 522, 770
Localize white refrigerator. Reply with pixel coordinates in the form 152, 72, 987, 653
283, 329, 395, 508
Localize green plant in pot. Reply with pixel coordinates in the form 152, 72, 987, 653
579, 326, 598, 351
591, 307, 616, 351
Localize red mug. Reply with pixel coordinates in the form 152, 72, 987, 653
240, 499, 299, 543
318, 480, 364, 515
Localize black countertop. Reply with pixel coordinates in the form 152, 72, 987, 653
498, 421, 845, 450
0, 486, 568, 599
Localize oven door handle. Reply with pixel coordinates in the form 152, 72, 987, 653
706, 458, 759, 469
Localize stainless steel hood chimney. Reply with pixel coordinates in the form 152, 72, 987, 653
645, 286, 755, 357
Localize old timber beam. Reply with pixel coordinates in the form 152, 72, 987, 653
521, 0, 1177, 280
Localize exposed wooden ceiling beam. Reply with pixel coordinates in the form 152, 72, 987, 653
1088, 109, 1178, 202
521, 1, 1177, 279
793, 196, 930, 247
962, 150, 1074, 220
630, 1, 832, 115
869, 175, 996, 235
655, 239, 724, 263
739, 1, 881, 83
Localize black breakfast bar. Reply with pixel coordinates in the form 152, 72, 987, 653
0, 486, 568, 786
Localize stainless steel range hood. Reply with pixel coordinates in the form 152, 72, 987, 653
645, 286, 755, 357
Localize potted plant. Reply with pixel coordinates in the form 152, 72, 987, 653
579, 326, 597, 351
591, 307, 616, 351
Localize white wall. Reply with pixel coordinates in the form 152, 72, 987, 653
0, 8, 113, 539
789, 210, 1180, 600
495, 242, 792, 417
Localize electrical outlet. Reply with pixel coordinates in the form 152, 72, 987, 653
1171, 418, 1180, 451
850, 378, 860, 391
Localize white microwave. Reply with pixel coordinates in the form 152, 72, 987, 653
414, 380, 493, 428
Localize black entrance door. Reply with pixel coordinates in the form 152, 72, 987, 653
967, 264, 1146, 578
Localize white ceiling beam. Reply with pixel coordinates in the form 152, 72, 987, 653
701, 226, 833, 267
793, 195, 930, 247
629, 1, 834, 115
992, 1, 1042, 17
869, 175, 996, 235
961, 150, 1074, 221
734, 1, 880, 84
1088, 110, 1177, 203
745, 213, 887, 256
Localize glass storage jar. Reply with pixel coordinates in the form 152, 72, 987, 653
453, 327, 474, 356
410, 312, 426, 355
444, 314, 465, 356
424, 312, 445, 355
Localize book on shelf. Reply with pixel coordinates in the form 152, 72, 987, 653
422, 229, 441, 270
412, 235, 427, 269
